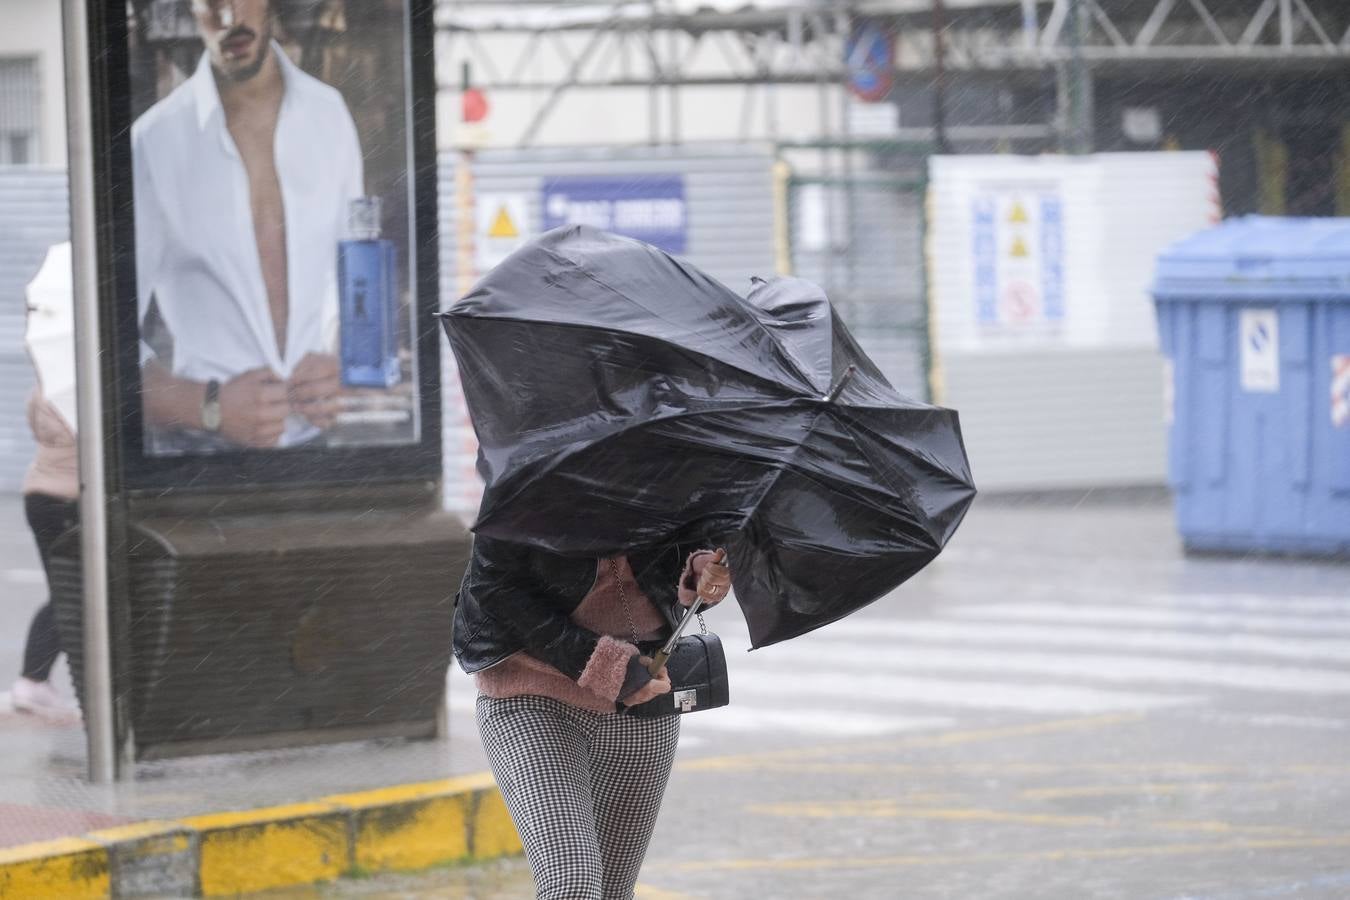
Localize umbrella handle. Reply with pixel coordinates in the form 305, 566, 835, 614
647, 648, 671, 677
649, 597, 703, 676
647, 548, 726, 677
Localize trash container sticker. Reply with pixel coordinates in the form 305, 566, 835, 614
1333, 355, 1350, 427
1239, 309, 1279, 393
476, 193, 531, 270
970, 188, 1065, 331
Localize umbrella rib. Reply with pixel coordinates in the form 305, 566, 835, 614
831, 415, 959, 546
540, 244, 822, 394
735, 403, 832, 531
450, 314, 811, 399
837, 410, 973, 484
481, 397, 809, 520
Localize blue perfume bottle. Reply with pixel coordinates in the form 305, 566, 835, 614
338, 197, 401, 388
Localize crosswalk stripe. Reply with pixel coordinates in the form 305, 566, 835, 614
813, 619, 1350, 664
741, 642, 1350, 694
680, 708, 955, 738
912, 573, 1349, 617
1140, 593, 1350, 616
730, 670, 1199, 714
446, 680, 954, 737
945, 602, 1350, 636
449, 656, 1195, 717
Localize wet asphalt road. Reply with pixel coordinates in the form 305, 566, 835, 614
254, 494, 1350, 900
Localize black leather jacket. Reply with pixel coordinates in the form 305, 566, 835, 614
453, 534, 703, 677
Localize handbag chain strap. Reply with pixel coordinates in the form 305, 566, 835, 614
610, 557, 641, 645
609, 556, 707, 646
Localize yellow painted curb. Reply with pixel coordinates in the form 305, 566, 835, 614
87, 820, 188, 846
330, 781, 474, 873
0, 836, 110, 900
323, 774, 522, 873
88, 820, 197, 898
0, 774, 522, 897
470, 787, 520, 860
183, 802, 350, 896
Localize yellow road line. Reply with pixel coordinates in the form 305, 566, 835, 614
1020, 781, 1291, 800
748, 801, 1108, 828
647, 833, 1350, 874
684, 760, 1350, 778
1150, 819, 1308, 838
680, 713, 1143, 772
636, 884, 698, 899
747, 799, 1313, 839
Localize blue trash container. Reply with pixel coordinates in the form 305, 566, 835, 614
1153, 215, 1350, 555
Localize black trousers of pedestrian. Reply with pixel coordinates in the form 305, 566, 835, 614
21, 493, 78, 682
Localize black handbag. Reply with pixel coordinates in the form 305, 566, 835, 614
622, 631, 729, 717
608, 557, 729, 717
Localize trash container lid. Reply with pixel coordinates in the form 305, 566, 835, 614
1152, 215, 1350, 301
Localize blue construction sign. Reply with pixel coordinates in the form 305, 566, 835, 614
542, 175, 688, 254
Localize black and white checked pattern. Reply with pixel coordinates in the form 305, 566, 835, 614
476, 694, 680, 900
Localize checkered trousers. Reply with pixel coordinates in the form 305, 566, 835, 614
476, 694, 681, 900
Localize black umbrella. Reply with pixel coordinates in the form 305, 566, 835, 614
440, 226, 975, 647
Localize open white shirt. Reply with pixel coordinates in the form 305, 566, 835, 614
131, 45, 364, 447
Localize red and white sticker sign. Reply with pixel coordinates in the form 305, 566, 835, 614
1333, 354, 1350, 428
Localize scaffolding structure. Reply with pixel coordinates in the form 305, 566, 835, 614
437, 0, 1350, 147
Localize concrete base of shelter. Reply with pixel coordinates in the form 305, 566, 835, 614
0, 774, 521, 898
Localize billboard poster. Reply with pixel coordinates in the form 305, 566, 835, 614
542, 176, 687, 254
99, 0, 441, 488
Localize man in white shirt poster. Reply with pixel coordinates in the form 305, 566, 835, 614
132, 0, 364, 453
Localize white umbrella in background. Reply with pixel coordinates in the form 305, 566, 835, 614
24, 242, 77, 430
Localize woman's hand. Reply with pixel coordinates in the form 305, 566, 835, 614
693, 548, 731, 607
625, 658, 671, 705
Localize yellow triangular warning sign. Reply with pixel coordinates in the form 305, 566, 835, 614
488, 206, 519, 239
1010, 236, 1029, 258
1009, 202, 1029, 224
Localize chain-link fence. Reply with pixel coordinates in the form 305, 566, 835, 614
784, 149, 932, 402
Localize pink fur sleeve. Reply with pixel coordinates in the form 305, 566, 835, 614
575, 635, 638, 701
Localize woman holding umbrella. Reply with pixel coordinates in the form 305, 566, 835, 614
457, 537, 730, 899
10, 242, 79, 720
443, 226, 973, 898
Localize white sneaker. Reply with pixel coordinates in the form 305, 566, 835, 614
11, 677, 78, 721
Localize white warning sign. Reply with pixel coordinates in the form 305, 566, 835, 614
971, 188, 1065, 332
476, 194, 531, 271
1239, 309, 1279, 394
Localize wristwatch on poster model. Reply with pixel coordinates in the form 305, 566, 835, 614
201, 379, 222, 433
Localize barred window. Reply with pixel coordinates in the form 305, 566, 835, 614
0, 57, 39, 165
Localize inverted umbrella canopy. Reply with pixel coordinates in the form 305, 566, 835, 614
23, 242, 76, 430
441, 226, 975, 647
